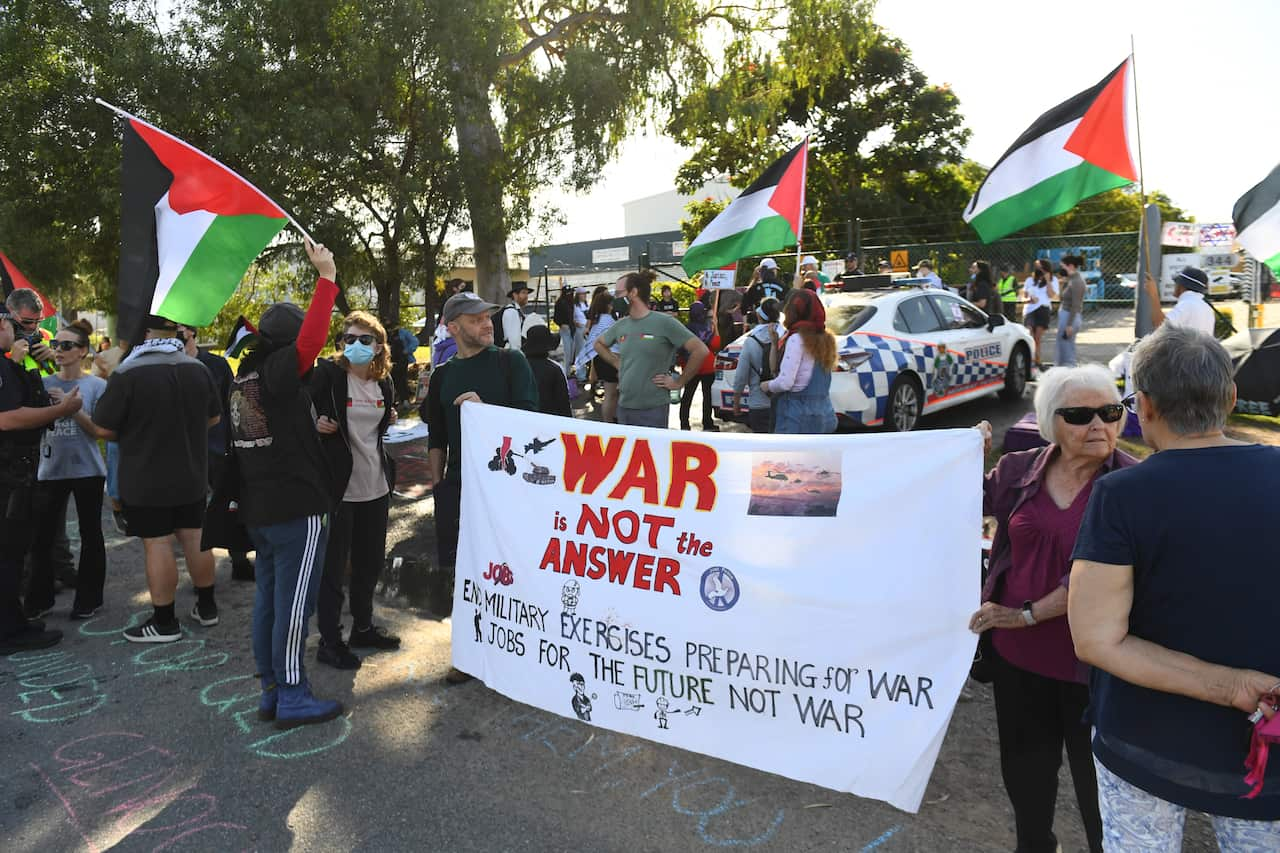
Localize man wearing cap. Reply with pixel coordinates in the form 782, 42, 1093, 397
1144, 266, 1215, 336
834, 253, 863, 292
742, 258, 788, 321
424, 291, 538, 682
732, 297, 781, 433
795, 255, 830, 288
93, 313, 222, 643
497, 281, 532, 350
916, 260, 945, 290
0, 306, 83, 654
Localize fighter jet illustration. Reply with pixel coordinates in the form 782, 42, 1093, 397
524, 436, 557, 455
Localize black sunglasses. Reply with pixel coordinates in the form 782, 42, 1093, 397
51, 340, 84, 352
342, 333, 375, 345
1054, 403, 1125, 426
15, 316, 40, 328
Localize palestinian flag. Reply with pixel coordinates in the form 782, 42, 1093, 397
964, 59, 1137, 243
0, 251, 58, 320
1234, 164, 1280, 276
224, 315, 258, 358
110, 105, 289, 344
681, 140, 807, 276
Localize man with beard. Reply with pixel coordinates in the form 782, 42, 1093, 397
423, 292, 538, 683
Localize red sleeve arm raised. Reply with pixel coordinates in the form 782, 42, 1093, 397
296, 277, 339, 376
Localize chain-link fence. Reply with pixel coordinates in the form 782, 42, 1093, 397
860, 232, 1141, 366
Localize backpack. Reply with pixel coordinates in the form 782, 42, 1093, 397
747, 332, 774, 384
493, 304, 546, 348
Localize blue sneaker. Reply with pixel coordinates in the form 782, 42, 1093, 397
274, 681, 343, 730
258, 675, 277, 722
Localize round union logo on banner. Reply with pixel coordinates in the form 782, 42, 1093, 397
699, 567, 740, 612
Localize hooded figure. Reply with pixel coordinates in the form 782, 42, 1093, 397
228, 240, 347, 731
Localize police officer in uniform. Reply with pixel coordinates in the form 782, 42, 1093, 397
0, 307, 84, 654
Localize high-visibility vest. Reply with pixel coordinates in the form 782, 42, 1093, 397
997, 275, 1019, 303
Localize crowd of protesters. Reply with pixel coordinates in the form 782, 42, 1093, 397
0, 243, 1276, 848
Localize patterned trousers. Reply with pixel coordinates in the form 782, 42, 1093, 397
1094, 757, 1280, 851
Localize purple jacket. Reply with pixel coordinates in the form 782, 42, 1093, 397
981, 444, 1138, 602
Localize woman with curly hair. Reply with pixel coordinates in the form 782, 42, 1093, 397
762, 289, 837, 434
310, 310, 398, 670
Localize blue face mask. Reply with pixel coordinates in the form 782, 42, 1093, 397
345, 341, 375, 366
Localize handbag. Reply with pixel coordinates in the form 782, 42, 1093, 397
1244, 709, 1280, 798
201, 451, 254, 553
969, 537, 1000, 683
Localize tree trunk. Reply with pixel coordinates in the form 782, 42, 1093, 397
453, 69, 511, 306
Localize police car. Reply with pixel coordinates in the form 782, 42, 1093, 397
712, 288, 1034, 431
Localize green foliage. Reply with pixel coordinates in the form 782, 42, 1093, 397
671, 0, 973, 248
679, 197, 729, 244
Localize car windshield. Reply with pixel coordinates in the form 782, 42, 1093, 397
825, 303, 875, 335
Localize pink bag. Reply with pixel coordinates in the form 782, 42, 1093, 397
1243, 711, 1280, 799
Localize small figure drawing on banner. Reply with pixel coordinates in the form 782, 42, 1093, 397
488, 436, 520, 475
655, 696, 670, 729
524, 436, 556, 454
473, 610, 483, 643
561, 580, 580, 617
570, 673, 593, 721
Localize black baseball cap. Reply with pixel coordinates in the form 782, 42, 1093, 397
1175, 267, 1209, 293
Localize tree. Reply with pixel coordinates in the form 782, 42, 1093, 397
0, 0, 178, 315
170, 0, 466, 331
434, 0, 770, 304
670, 0, 972, 252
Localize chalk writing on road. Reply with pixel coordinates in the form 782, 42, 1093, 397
6, 649, 108, 723
29, 731, 248, 851
199, 674, 352, 760
506, 707, 785, 847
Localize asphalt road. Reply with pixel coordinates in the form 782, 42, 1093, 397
0, 382, 1222, 852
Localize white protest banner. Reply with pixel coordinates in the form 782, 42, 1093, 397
702, 267, 737, 289
452, 404, 980, 812
1161, 222, 1198, 248
1198, 222, 1236, 249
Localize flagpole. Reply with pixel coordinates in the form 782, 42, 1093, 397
93, 97, 317, 245
1128, 36, 1146, 205
794, 137, 809, 281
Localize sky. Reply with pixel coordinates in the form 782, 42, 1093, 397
539, 0, 1280, 244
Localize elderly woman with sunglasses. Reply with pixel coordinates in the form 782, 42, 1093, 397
971, 364, 1138, 853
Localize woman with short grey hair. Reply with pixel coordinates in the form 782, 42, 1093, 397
971, 365, 1138, 853
1070, 325, 1280, 848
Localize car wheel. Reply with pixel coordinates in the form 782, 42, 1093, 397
1000, 345, 1029, 401
887, 375, 922, 432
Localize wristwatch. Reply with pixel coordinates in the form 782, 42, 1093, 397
1021, 600, 1036, 626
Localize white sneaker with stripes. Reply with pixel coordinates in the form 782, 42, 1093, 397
123, 617, 181, 644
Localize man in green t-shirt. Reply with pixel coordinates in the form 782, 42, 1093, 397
594, 270, 710, 429
424, 290, 538, 682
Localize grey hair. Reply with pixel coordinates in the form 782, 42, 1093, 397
5, 288, 42, 315
1131, 325, 1234, 435
1033, 364, 1120, 444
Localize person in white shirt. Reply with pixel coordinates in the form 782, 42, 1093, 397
915, 260, 945, 290
499, 282, 532, 350
1143, 266, 1215, 336
1023, 259, 1058, 368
